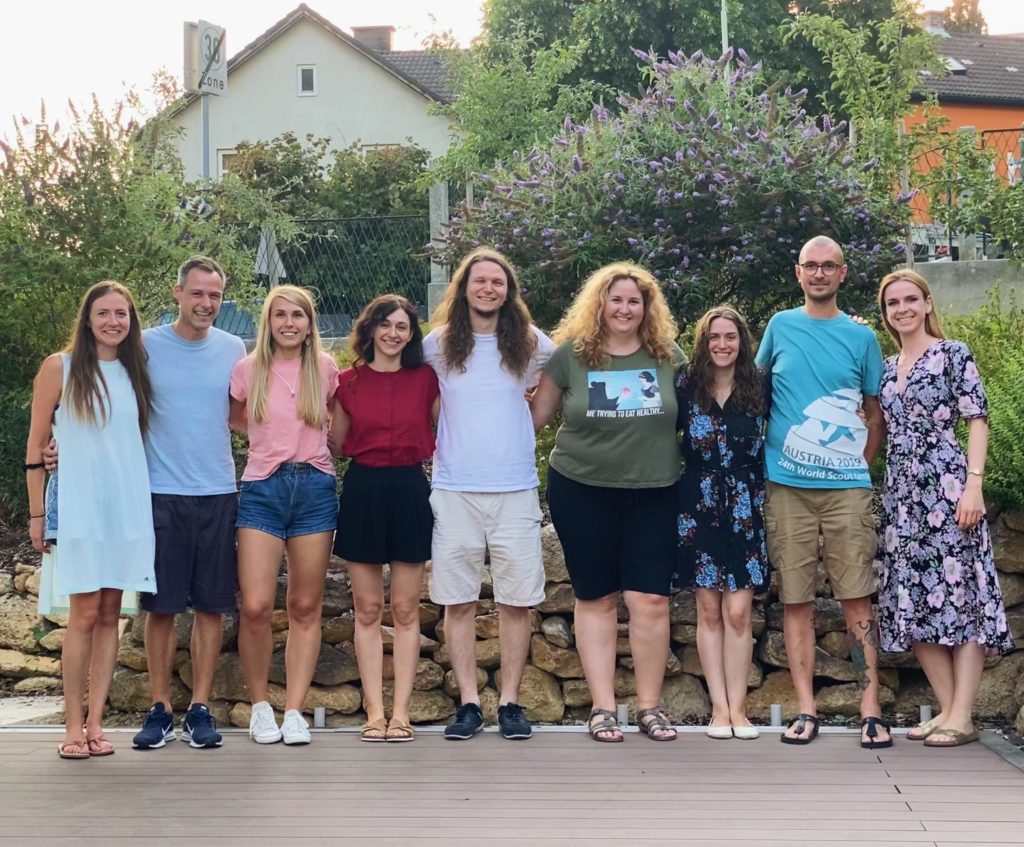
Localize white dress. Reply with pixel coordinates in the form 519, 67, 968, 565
38, 354, 155, 607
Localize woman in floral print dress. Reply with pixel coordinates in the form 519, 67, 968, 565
876, 269, 1014, 748
676, 306, 770, 740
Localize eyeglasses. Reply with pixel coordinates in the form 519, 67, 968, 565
799, 261, 842, 276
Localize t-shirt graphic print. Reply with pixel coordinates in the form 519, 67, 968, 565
586, 368, 664, 417
782, 387, 868, 476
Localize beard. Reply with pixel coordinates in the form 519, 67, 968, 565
470, 303, 502, 320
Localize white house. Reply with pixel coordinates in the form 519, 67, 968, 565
169, 4, 454, 180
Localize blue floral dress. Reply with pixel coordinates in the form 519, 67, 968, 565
877, 339, 1014, 654
675, 371, 771, 592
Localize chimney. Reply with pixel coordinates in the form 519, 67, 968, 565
351, 25, 395, 52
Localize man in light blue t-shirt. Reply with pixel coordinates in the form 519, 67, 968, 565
133, 257, 245, 750
756, 235, 890, 749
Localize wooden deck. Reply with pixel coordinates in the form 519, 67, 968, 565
1, 728, 1022, 846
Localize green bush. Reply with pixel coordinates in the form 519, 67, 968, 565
983, 348, 1024, 511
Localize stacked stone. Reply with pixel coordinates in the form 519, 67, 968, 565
3, 514, 1024, 733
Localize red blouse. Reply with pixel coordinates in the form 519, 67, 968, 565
336, 364, 439, 467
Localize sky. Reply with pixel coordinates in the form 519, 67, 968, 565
1, 0, 1023, 137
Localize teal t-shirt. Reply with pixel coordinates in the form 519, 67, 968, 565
755, 308, 883, 489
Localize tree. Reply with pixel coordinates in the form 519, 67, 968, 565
431, 50, 908, 329
944, 0, 987, 34
0, 92, 291, 517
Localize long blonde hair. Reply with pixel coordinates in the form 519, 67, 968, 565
63, 281, 153, 433
877, 268, 946, 349
552, 262, 679, 368
249, 285, 326, 426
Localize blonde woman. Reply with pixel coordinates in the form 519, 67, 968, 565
25, 281, 155, 759
876, 269, 1013, 747
531, 263, 685, 742
230, 286, 339, 746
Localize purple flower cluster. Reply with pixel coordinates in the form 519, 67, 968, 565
432, 50, 906, 327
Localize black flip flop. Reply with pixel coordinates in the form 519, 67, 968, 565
860, 716, 893, 749
780, 713, 819, 745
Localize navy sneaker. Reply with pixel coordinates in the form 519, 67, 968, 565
181, 703, 223, 749
133, 702, 175, 749
444, 702, 485, 740
497, 702, 532, 740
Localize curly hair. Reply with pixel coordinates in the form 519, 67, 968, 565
687, 306, 765, 416
551, 262, 679, 368
877, 268, 946, 349
349, 295, 424, 370
432, 248, 536, 379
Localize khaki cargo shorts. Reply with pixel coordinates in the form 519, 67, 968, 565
763, 482, 877, 605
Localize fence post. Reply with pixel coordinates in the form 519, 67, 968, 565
428, 181, 450, 320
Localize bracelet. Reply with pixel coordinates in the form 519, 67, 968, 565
23, 462, 44, 471
30, 514, 44, 519
967, 468, 984, 478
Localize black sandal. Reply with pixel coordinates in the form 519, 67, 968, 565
780, 713, 819, 745
859, 716, 893, 749
588, 708, 624, 743
637, 708, 677, 741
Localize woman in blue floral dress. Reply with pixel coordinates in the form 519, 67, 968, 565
676, 306, 770, 740
876, 269, 1013, 748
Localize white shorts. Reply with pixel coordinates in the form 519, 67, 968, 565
428, 488, 546, 607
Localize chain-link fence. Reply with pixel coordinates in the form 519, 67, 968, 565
236, 215, 431, 338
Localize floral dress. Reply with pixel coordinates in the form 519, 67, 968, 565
877, 339, 1014, 654
675, 371, 771, 592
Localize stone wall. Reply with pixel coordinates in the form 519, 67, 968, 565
3, 517, 1024, 733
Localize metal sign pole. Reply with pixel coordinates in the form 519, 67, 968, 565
202, 93, 210, 181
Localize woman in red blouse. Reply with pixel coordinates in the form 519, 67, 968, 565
329, 295, 439, 743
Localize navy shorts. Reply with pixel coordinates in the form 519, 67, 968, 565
141, 493, 238, 615
236, 463, 338, 539
546, 467, 677, 600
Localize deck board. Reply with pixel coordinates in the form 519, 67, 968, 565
0, 729, 1021, 845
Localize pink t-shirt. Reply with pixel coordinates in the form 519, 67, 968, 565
230, 352, 340, 481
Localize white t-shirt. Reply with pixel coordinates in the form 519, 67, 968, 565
424, 325, 554, 492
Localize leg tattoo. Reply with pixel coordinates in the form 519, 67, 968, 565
848, 619, 880, 691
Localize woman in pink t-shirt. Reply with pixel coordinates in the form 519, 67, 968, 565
230, 285, 339, 747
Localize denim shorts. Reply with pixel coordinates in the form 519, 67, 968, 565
236, 463, 338, 540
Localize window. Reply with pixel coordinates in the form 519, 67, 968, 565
297, 65, 317, 96
218, 149, 237, 179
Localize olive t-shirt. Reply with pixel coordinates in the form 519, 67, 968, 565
544, 341, 686, 489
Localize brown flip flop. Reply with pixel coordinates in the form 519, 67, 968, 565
58, 740, 90, 760
86, 735, 115, 756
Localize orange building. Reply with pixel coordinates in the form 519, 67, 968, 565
904, 28, 1024, 255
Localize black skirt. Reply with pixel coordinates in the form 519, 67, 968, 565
333, 461, 433, 565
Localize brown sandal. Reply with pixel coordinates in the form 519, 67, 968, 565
360, 717, 388, 742
587, 708, 624, 743
86, 735, 115, 757
637, 708, 677, 741
57, 740, 90, 759
385, 717, 415, 743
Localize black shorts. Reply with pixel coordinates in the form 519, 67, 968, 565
546, 467, 677, 600
140, 493, 238, 615
333, 462, 432, 565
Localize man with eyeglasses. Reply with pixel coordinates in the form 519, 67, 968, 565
755, 235, 890, 749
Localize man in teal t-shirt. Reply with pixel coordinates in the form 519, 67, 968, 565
755, 235, 890, 749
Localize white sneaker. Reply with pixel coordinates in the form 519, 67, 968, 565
249, 701, 282, 744
281, 710, 311, 745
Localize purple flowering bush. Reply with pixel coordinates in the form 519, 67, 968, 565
432, 50, 908, 329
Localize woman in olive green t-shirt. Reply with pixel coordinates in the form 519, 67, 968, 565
531, 262, 685, 743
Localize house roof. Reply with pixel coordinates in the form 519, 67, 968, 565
924, 33, 1024, 106
173, 3, 453, 115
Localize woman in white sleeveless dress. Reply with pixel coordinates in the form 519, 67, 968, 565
25, 281, 155, 759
